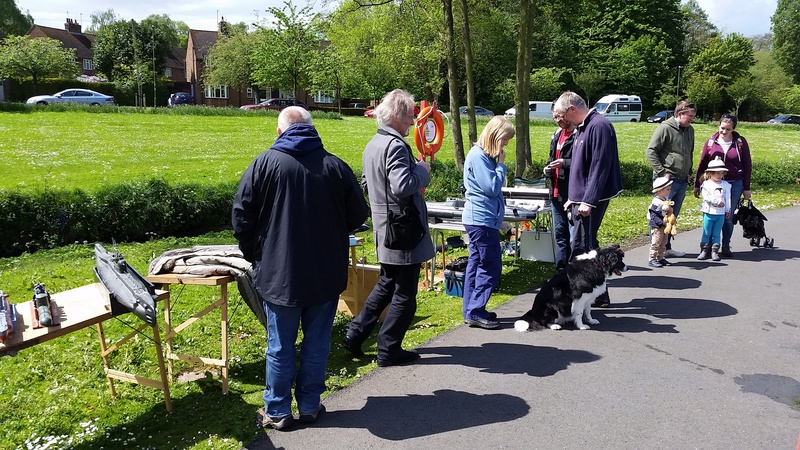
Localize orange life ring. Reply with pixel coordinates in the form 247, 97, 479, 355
414, 105, 445, 160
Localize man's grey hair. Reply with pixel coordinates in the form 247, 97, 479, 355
374, 89, 415, 127
553, 91, 587, 113
278, 106, 312, 132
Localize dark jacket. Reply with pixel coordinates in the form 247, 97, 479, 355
567, 109, 624, 207
232, 123, 369, 307
694, 131, 752, 190
544, 127, 576, 203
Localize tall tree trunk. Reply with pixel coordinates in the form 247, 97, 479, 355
514, 0, 536, 178
458, 0, 477, 145
443, 0, 465, 169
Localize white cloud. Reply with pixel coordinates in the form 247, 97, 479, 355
693, 0, 776, 36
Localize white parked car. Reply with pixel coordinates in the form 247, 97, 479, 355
27, 88, 116, 106
504, 101, 553, 119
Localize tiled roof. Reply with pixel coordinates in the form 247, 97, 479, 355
188, 29, 218, 60
28, 24, 94, 60
165, 46, 186, 70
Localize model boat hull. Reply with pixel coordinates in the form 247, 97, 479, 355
94, 244, 157, 326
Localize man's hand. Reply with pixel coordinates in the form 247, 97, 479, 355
417, 160, 431, 173
578, 203, 592, 216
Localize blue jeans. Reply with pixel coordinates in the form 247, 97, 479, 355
665, 176, 688, 250
701, 213, 725, 245
263, 298, 338, 418
462, 225, 501, 320
550, 197, 573, 271
722, 179, 743, 248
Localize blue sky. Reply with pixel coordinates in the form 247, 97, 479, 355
18, 0, 776, 37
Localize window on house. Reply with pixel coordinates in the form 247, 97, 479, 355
83, 59, 93, 71
164, 67, 172, 78
205, 85, 229, 99
247, 87, 254, 98
314, 90, 334, 104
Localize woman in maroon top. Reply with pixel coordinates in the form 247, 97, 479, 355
693, 114, 752, 257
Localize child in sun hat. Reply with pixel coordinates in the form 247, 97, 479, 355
647, 176, 674, 267
697, 157, 731, 261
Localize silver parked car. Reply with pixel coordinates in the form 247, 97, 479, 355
458, 106, 494, 116
27, 88, 116, 106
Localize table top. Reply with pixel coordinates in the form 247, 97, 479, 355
427, 201, 542, 222
146, 273, 235, 286
1, 283, 166, 357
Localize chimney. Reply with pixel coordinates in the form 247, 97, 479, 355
65, 18, 82, 34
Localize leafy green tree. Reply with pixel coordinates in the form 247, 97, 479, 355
0, 36, 78, 92
685, 72, 723, 117
784, 85, 800, 113
726, 76, 755, 116
529, 67, 566, 101
573, 67, 605, 105
686, 34, 755, 88
750, 49, 794, 115
605, 35, 671, 105
92, 20, 137, 82
86, 8, 121, 33
772, 0, 800, 83
680, 0, 719, 60
205, 30, 256, 105
653, 80, 679, 109
1, 0, 33, 36
251, 1, 319, 101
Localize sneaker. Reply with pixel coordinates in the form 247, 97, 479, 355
377, 349, 420, 367
487, 311, 498, 320
256, 408, 295, 431
658, 259, 671, 266
721, 246, 733, 257
664, 249, 686, 258
648, 259, 663, 268
299, 404, 326, 424
464, 316, 500, 329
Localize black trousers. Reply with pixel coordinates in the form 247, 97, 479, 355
346, 262, 420, 359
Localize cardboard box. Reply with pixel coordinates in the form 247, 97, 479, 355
519, 229, 556, 262
338, 264, 388, 320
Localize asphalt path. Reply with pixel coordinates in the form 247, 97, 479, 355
248, 205, 800, 450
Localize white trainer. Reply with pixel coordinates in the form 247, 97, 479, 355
664, 249, 686, 258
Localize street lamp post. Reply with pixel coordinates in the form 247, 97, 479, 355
676, 65, 683, 97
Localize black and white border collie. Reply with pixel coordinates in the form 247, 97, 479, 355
514, 244, 628, 331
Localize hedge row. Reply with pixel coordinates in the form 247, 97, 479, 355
2, 160, 796, 258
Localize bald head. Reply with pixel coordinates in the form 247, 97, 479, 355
277, 106, 312, 134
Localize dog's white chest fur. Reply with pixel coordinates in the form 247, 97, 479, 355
551, 282, 605, 330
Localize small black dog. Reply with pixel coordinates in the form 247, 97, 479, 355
515, 245, 628, 331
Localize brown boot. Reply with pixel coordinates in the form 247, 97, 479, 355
711, 244, 721, 261
696, 244, 709, 260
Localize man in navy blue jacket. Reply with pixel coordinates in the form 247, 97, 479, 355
554, 91, 623, 305
232, 106, 368, 430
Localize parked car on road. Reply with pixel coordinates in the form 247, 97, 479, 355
240, 98, 306, 111
168, 92, 193, 107
458, 106, 494, 116
647, 110, 674, 123
767, 114, 800, 125
26, 88, 115, 106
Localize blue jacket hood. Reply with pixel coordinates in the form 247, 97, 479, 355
271, 123, 324, 155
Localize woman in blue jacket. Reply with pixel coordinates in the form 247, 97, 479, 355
461, 116, 515, 329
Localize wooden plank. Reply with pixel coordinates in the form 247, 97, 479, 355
147, 273, 234, 286
167, 353, 225, 366
105, 369, 167, 390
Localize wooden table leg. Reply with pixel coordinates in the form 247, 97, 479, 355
96, 322, 117, 398
159, 284, 174, 382
220, 283, 229, 394
151, 323, 173, 412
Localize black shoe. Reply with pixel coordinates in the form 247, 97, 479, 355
299, 404, 326, 424
487, 312, 497, 320
464, 317, 500, 329
658, 259, 671, 266
343, 335, 364, 357
377, 349, 420, 367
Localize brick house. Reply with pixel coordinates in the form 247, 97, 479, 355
27, 19, 96, 76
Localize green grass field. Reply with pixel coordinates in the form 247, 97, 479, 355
3, 109, 800, 191
1, 109, 799, 450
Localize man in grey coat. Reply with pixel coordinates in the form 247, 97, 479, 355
344, 89, 435, 367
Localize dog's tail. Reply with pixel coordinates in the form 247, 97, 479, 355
514, 310, 537, 332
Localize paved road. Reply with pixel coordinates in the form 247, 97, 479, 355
248, 206, 800, 450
